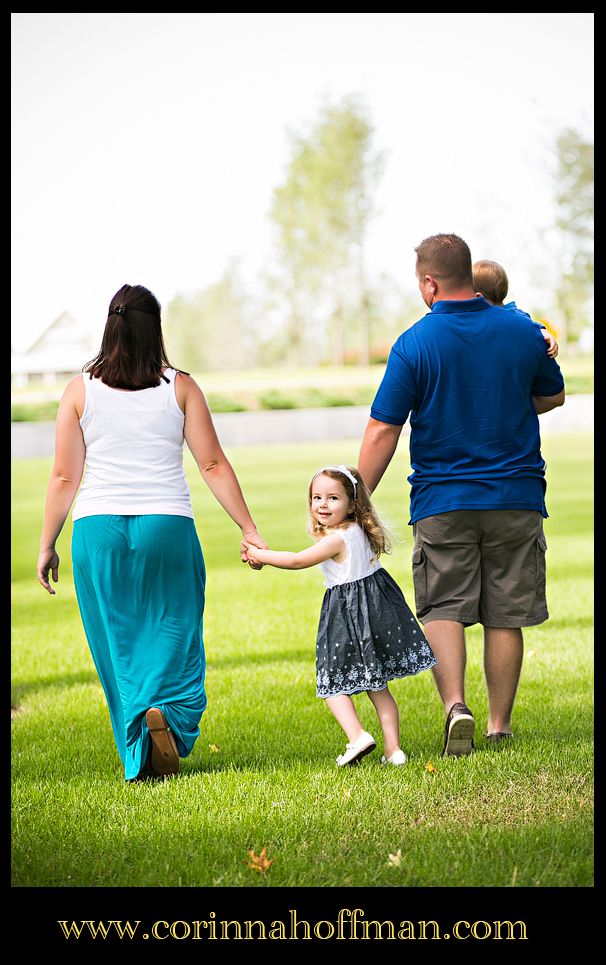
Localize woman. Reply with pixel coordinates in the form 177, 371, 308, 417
36, 283, 266, 781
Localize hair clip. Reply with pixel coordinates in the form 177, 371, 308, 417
114, 305, 126, 315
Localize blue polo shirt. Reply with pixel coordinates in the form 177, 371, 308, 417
370, 297, 565, 524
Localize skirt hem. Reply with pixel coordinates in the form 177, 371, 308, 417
317, 658, 437, 698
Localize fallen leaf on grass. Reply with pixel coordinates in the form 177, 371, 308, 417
387, 849, 402, 867
209, 744, 220, 753
246, 847, 273, 873
425, 761, 437, 773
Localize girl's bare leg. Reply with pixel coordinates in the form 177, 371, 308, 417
367, 687, 401, 758
325, 694, 365, 742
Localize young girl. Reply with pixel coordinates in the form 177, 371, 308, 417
243, 465, 436, 767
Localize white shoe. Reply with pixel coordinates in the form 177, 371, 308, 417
336, 731, 376, 767
381, 749, 407, 766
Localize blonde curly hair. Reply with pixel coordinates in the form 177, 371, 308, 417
307, 465, 391, 560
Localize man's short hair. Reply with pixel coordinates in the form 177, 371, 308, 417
415, 234, 473, 288
472, 260, 509, 305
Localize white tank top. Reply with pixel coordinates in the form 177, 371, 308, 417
72, 368, 193, 520
319, 523, 382, 588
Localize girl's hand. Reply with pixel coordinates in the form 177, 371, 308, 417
541, 329, 559, 358
240, 530, 268, 570
37, 548, 59, 595
242, 541, 268, 565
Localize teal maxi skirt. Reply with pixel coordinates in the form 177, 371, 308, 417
72, 514, 206, 780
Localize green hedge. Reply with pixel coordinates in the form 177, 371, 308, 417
11, 374, 593, 422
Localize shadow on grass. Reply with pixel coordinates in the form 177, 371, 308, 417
207, 648, 312, 670
12, 724, 593, 784
11, 669, 99, 705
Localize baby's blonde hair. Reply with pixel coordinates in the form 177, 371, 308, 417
472, 259, 509, 305
307, 465, 391, 560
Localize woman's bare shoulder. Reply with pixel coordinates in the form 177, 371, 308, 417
60, 375, 86, 417
63, 374, 86, 398
174, 371, 197, 387
174, 371, 206, 413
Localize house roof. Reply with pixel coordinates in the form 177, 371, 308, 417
11, 311, 98, 374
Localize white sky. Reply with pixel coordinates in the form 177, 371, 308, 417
11, 12, 594, 352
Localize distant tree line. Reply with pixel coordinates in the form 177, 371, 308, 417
552, 127, 593, 346
162, 95, 419, 371
163, 97, 593, 370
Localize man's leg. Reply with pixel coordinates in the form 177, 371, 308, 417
479, 510, 548, 740
424, 620, 467, 712
425, 620, 475, 756
483, 627, 523, 735
413, 512, 481, 756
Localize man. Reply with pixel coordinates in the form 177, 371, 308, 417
358, 234, 565, 756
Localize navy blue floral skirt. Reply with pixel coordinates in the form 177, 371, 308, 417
316, 568, 436, 698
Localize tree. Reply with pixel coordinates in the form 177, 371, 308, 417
162, 262, 256, 372
552, 128, 594, 345
332, 273, 421, 364
270, 95, 384, 365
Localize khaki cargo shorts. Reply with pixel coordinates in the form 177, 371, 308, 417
412, 509, 549, 628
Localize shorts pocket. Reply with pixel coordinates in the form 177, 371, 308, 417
536, 533, 547, 597
412, 545, 428, 615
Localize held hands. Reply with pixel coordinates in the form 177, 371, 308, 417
242, 541, 268, 566
37, 548, 59, 595
542, 329, 559, 358
240, 530, 268, 570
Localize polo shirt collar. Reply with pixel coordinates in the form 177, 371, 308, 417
430, 296, 490, 314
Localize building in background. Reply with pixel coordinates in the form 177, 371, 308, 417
11, 312, 97, 388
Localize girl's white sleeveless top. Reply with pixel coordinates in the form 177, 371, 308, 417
319, 523, 382, 588
72, 368, 193, 520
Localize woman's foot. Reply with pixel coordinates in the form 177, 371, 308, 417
128, 745, 159, 782
146, 707, 179, 776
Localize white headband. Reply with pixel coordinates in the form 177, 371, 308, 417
312, 464, 358, 494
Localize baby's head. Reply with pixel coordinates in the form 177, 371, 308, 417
307, 464, 390, 558
472, 259, 509, 306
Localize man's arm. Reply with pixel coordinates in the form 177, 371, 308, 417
533, 388, 565, 415
358, 418, 403, 493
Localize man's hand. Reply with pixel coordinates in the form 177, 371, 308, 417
240, 530, 268, 570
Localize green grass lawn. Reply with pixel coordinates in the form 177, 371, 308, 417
11, 433, 593, 888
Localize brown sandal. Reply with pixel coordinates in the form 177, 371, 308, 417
146, 707, 179, 776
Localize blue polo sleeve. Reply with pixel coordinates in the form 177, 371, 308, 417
531, 352, 565, 397
370, 340, 417, 426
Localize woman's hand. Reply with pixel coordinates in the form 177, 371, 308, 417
37, 548, 60, 595
240, 530, 268, 570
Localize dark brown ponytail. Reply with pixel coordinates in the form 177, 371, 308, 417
84, 284, 187, 390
